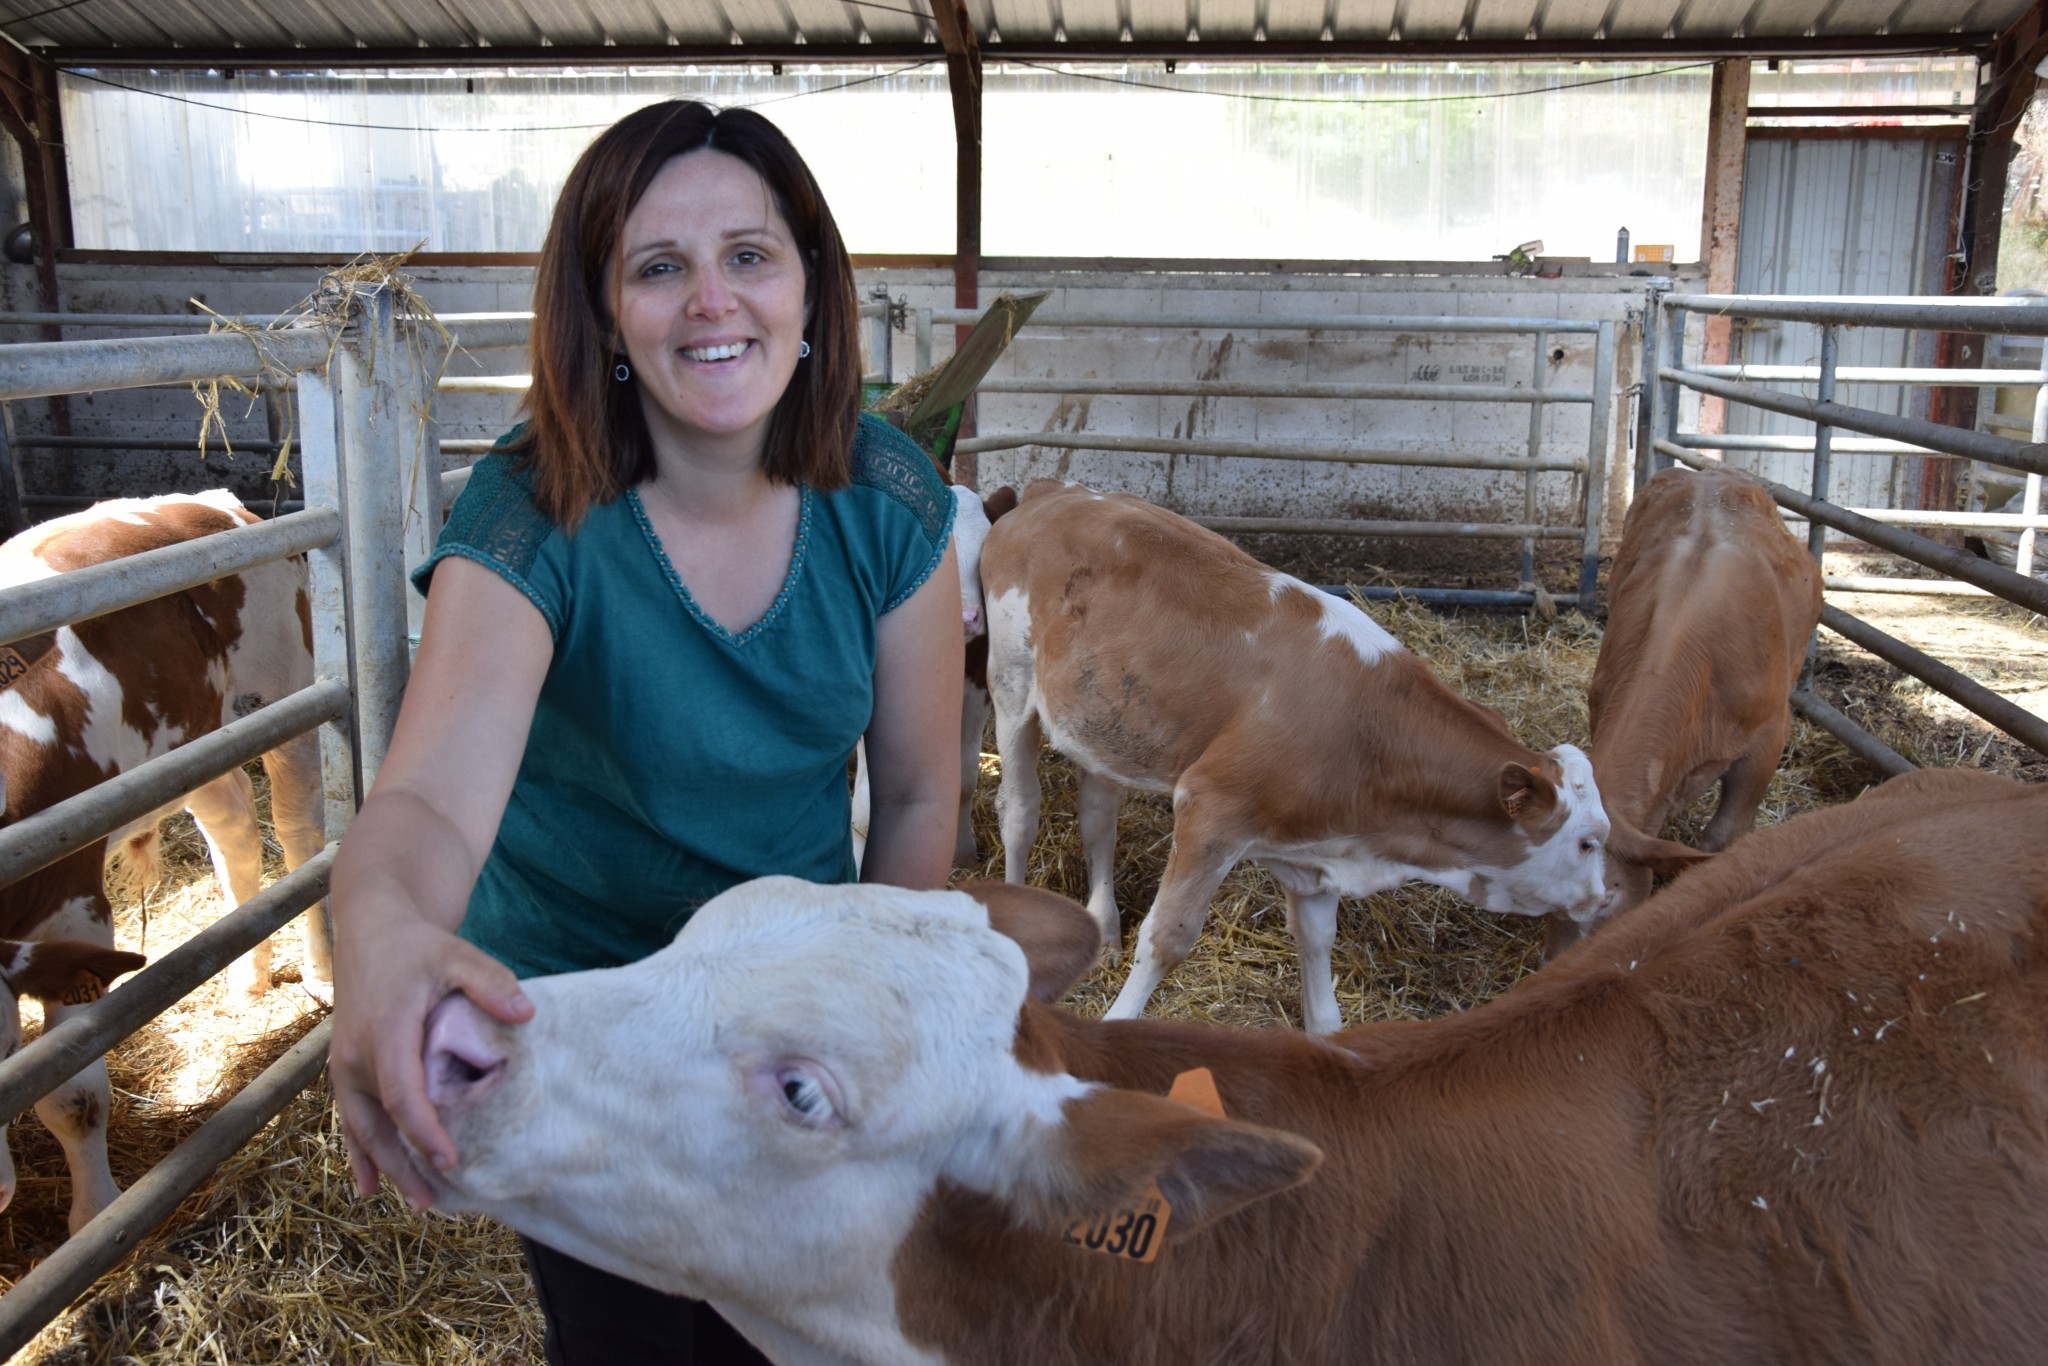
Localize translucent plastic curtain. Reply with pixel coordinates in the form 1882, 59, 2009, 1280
57, 66, 957, 254
984, 61, 1716, 261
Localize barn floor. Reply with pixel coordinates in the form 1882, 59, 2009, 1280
2, 555, 2043, 1362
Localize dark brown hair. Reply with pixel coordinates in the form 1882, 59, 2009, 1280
513, 101, 861, 527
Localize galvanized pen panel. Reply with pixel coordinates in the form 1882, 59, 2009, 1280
931, 304, 1618, 610
0, 284, 425, 1358
1645, 289, 2048, 777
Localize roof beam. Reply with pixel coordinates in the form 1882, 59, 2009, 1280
924, 0, 982, 447
34, 32, 2002, 69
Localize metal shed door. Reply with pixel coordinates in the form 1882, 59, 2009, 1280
1727, 129, 1965, 512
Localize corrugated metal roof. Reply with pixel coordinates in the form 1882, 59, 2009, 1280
3, 0, 2029, 64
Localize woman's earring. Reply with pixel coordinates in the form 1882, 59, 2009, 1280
612, 360, 631, 382
798, 340, 812, 360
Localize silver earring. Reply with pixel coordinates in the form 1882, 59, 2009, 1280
612, 360, 631, 382
797, 340, 811, 359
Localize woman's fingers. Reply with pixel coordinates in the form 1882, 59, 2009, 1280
368, 939, 535, 1189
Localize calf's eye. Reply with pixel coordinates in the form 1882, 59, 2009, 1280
778, 1069, 837, 1126
1579, 837, 1599, 855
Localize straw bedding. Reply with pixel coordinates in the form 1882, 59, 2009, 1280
2, 558, 2041, 1363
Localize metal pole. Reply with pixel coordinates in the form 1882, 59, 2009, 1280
1198, 515, 1578, 540
953, 432, 1583, 472
0, 507, 340, 644
1789, 690, 1916, 777
1636, 288, 1665, 489
1809, 324, 1838, 563
399, 316, 442, 645
1656, 442, 2048, 615
1819, 605, 2048, 758
297, 360, 361, 845
2020, 377, 2047, 579
0, 399, 22, 538
0, 1020, 333, 1362
915, 306, 933, 375
0, 328, 336, 402
1666, 294, 2048, 335
1660, 302, 1687, 474
334, 285, 414, 794
1666, 366, 2048, 474
1581, 320, 1617, 606
1522, 329, 1547, 588
0, 680, 348, 888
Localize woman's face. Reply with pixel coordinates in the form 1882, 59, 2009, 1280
611, 148, 810, 465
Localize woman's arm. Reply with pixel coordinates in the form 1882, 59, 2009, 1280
858, 542, 966, 891
328, 558, 554, 1208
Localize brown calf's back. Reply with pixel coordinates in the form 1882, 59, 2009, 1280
905, 770, 2048, 1365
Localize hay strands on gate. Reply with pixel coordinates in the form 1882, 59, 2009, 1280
187, 243, 458, 492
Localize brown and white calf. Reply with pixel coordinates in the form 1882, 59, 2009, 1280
0, 491, 326, 1232
978, 480, 1692, 1033
1578, 464, 1822, 946
853, 483, 1017, 870
421, 767, 2048, 1365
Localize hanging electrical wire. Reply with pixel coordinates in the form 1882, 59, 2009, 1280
53, 59, 943, 132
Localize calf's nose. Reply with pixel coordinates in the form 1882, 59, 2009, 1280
962, 604, 985, 638
423, 992, 508, 1111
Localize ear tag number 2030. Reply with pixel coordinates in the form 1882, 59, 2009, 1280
1059, 1067, 1226, 1266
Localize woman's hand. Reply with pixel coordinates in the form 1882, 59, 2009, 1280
327, 560, 555, 1206
330, 913, 532, 1208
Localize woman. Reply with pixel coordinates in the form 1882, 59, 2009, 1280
328, 101, 965, 1364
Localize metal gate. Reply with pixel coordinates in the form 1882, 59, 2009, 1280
0, 282, 433, 1354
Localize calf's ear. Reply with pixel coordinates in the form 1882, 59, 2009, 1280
982, 485, 1020, 523
0, 939, 146, 1006
961, 881, 1100, 1003
1498, 762, 1560, 824
1607, 817, 1713, 879
1012, 1087, 1322, 1241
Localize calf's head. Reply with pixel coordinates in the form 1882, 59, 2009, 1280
1473, 743, 1663, 932
950, 486, 994, 638
422, 877, 1319, 1360
0, 937, 144, 1215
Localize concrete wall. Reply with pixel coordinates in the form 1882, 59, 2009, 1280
1, 260, 1702, 565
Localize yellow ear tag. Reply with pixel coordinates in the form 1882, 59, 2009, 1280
1059, 1067, 1226, 1265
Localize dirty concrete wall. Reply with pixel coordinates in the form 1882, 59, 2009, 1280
1, 260, 1697, 555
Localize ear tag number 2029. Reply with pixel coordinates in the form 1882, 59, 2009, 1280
1059, 1067, 1226, 1266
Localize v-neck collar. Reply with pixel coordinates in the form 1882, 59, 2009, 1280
625, 484, 813, 647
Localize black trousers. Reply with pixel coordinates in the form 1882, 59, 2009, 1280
520, 1236, 774, 1365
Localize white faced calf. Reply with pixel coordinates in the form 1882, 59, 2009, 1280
978, 481, 1694, 1033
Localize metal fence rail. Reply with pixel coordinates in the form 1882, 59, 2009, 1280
928, 304, 1618, 609
1644, 289, 2048, 771
0, 283, 429, 1348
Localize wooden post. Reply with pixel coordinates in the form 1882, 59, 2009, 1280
1950, 3, 2048, 440
0, 42, 75, 437
1697, 58, 1751, 436
925, 0, 984, 474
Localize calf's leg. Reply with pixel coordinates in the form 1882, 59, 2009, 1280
1701, 709, 1790, 853
1279, 883, 1345, 1035
1106, 795, 1248, 1021
183, 766, 271, 1000
1075, 768, 1124, 956
956, 682, 991, 868
262, 731, 331, 997
29, 897, 123, 1234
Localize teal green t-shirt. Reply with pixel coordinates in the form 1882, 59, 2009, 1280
412, 414, 955, 978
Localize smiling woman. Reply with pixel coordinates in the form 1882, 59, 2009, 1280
324, 100, 967, 1366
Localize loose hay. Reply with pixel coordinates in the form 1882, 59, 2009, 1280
8, 560, 2043, 1361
